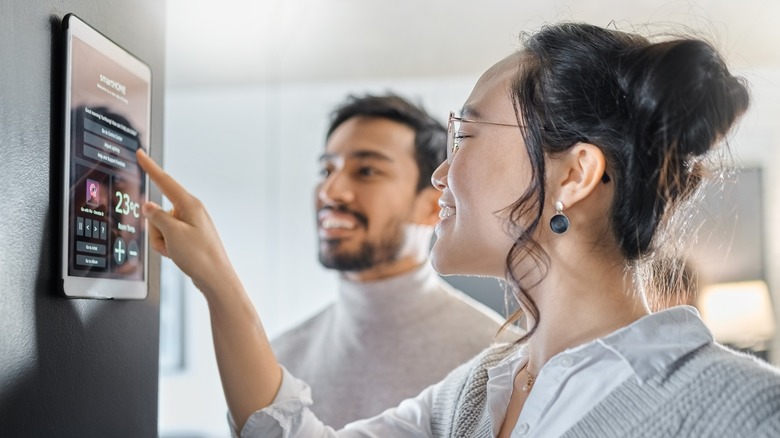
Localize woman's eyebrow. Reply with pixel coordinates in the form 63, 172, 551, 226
460, 105, 483, 120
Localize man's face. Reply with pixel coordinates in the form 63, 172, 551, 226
316, 116, 429, 276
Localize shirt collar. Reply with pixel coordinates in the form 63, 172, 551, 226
336, 261, 444, 324
487, 306, 713, 384
596, 305, 713, 382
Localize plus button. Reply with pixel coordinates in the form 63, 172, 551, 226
113, 237, 127, 265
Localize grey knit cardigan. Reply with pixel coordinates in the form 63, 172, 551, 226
430, 342, 780, 437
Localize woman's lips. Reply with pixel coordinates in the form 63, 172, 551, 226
438, 199, 456, 220
439, 205, 456, 219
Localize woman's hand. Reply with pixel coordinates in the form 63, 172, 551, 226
136, 149, 239, 297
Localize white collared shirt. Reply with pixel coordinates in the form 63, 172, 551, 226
486, 306, 713, 437
234, 306, 714, 437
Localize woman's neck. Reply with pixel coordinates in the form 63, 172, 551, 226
522, 252, 650, 375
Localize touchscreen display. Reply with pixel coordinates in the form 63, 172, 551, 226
66, 34, 149, 281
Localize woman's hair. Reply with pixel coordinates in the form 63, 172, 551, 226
642, 256, 699, 311
500, 23, 750, 340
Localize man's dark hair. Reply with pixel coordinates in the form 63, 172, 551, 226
326, 93, 447, 192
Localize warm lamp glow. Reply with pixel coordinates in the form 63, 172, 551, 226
698, 280, 776, 347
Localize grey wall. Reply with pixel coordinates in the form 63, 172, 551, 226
0, 1, 165, 436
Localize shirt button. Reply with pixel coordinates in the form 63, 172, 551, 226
560, 356, 574, 367
516, 422, 530, 435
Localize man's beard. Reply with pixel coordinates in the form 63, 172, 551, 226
318, 221, 405, 272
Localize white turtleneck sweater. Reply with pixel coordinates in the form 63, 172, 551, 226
270, 262, 504, 429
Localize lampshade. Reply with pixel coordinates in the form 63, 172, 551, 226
698, 280, 776, 347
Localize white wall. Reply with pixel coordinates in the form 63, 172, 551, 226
158, 68, 780, 437
733, 69, 780, 361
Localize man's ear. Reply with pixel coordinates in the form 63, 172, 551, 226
412, 186, 442, 226
548, 143, 607, 209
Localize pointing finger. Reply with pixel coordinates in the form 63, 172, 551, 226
136, 149, 190, 206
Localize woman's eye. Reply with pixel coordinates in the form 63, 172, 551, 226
319, 168, 331, 178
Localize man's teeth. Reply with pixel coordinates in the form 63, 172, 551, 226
439, 206, 455, 219
322, 218, 357, 230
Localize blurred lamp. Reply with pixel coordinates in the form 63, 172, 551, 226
698, 280, 776, 349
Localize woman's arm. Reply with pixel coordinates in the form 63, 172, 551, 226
136, 149, 446, 437
137, 149, 281, 430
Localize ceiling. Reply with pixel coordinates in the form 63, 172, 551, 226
166, 0, 780, 89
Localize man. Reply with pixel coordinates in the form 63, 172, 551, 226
271, 94, 504, 429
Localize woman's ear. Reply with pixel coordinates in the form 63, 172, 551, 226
412, 186, 443, 226
548, 143, 607, 209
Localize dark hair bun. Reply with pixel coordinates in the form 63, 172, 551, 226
611, 38, 750, 258
621, 39, 750, 159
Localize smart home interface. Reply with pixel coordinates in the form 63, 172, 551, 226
61, 14, 151, 299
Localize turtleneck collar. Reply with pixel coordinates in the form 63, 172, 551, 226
336, 261, 446, 327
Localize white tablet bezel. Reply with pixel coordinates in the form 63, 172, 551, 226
61, 14, 151, 299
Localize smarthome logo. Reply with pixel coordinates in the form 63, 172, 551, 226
99, 74, 126, 95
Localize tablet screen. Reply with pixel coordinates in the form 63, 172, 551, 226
62, 15, 150, 297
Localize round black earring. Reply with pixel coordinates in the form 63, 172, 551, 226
550, 201, 570, 235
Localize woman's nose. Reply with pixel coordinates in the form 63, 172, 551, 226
431, 160, 449, 191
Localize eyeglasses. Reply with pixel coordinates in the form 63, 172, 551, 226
446, 111, 520, 164
446, 111, 612, 183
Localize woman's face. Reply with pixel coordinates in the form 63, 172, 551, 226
431, 55, 534, 278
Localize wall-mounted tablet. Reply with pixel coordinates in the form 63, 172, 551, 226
61, 14, 151, 299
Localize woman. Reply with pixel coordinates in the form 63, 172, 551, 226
138, 23, 780, 437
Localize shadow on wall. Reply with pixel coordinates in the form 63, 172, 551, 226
0, 16, 159, 436
0, 209, 160, 435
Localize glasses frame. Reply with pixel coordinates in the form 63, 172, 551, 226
446, 111, 520, 164
445, 111, 611, 183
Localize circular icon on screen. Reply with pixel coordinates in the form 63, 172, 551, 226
127, 240, 139, 261
113, 237, 127, 265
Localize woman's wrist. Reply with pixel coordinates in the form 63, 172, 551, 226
195, 268, 246, 306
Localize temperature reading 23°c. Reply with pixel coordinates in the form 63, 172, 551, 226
115, 190, 140, 218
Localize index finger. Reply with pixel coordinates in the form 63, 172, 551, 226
137, 148, 190, 205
